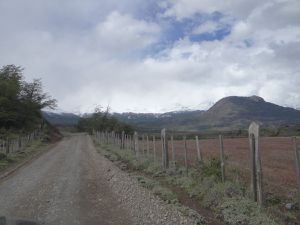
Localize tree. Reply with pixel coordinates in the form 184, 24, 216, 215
0, 64, 57, 132
78, 106, 133, 134
0, 65, 23, 129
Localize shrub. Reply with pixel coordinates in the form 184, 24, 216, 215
197, 157, 222, 179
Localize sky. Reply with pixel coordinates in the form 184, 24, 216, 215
0, 0, 299, 113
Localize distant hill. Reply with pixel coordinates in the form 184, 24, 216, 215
42, 111, 80, 126
114, 96, 300, 133
113, 110, 204, 131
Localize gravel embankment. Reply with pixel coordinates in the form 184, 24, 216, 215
94, 141, 204, 225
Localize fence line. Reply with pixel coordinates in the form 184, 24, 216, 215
93, 124, 300, 208
0, 129, 43, 155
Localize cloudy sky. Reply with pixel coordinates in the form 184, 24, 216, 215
0, 0, 299, 113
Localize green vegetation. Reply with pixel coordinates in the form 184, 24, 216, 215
95, 142, 278, 225
0, 64, 56, 135
78, 107, 133, 134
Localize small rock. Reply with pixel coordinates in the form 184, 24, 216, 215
285, 203, 295, 210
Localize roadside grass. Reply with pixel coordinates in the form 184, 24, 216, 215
0, 140, 48, 172
95, 142, 279, 225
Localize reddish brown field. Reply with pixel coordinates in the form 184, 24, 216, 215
142, 136, 299, 200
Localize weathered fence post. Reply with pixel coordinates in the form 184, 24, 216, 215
183, 136, 188, 175
195, 135, 202, 161
146, 135, 149, 156
171, 135, 175, 163
153, 135, 156, 161
249, 122, 264, 206
292, 137, 300, 214
106, 131, 109, 145
121, 131, 125, 149
134, 132, 139, 158
219, 135, 225, 182
142, 135, 145, 154
112, 131, 115, 145
161, 129, 169, 169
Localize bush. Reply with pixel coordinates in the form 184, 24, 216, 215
197, 157, 222, 179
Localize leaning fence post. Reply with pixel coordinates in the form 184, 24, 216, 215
249, 122, 264, 206
219, 135, 225, 182
183, 136, 188, 176
292, 137, 300, 214
161, 129, 169, 169
195, 136, 202, 161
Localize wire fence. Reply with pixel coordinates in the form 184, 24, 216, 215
0, 130, 43, 155
93, 123, 300, 210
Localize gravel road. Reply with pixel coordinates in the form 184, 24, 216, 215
0, 134, 203, 225
0, 134, 133, 225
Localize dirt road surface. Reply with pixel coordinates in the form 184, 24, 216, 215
0, 134, 133, 225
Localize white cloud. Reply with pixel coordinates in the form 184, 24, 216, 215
192, 21, 221, 34
162, 0, 263, 20
94, 11, 161, 55
0, 0, 299, 113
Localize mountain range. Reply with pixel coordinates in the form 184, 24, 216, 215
114, 96, 300, 133
42, 111, 81, 126
42, 95, 300, 134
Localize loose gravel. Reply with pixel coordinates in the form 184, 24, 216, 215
0, 134, 204, 225
94, 140, 205, 225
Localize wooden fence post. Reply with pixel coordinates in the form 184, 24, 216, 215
184, 136, 188, 176
142, 135, 145, 154
219, 135, 225, 182
249, 122, 264, 206
292, 137, 300, 214
146, 135, 149, 156
171, 135, 175, 163
195, 136, 202, 161
112, 131, 115, 145
106, 131, 109, 145
121, 131, 125, 149
161, 129, 169, 169
129, 135, 132, 150
134, 132, 139, 158
153, 135, 156, 161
